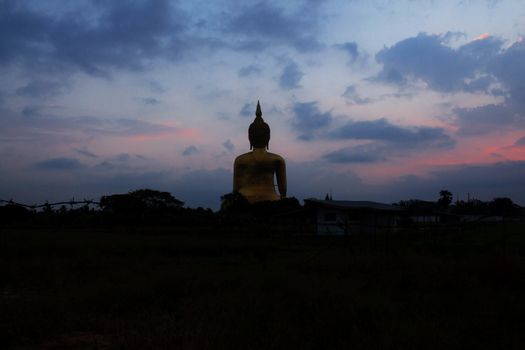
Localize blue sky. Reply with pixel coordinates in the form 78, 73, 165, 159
1, 0, 525, 209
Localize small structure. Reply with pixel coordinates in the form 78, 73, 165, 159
304, 198, 404, 235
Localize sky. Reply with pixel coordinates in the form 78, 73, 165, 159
1, 0, 525, 209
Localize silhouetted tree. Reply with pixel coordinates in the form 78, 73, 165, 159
100, 194, 144, 213
488, 197, 519, 216
0, 204, 32, 225
438, 190, 453, 208
219, 191, 252, 225
100, 189, 185, 225
220, 191, 250, 213
129, 189, 184, 209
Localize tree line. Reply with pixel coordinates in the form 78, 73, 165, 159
0, 188, 523, 228
397, 189, 523, 217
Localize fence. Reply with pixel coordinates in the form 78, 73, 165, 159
0, 199, 101, 210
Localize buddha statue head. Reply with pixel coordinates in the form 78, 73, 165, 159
248, 101, 270, 150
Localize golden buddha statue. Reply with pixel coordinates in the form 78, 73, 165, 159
233, 101, 287, 203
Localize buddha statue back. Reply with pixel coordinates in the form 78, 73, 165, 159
233, 101, 287, 203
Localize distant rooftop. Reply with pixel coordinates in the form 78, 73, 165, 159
304, 199, 404, 212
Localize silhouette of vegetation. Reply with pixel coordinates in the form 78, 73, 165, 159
1, 188, 524, 230
220, 191, 251, 215
397, 190, 525, 221
100, 189, 189, 225
438, 189, 453, 208
0, 189, 215, 228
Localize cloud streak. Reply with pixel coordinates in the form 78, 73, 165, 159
34, 157, 84, 171
323, 144, 387, 163
331, 118, 454, 147
323, 117, 454, 163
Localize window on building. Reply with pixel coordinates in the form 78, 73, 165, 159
324, 212, 337, 222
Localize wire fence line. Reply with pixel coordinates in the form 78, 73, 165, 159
0, 199, 101, 210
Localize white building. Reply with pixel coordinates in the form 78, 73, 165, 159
304, 199, 404, 235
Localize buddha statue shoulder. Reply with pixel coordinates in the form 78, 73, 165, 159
233, 101, 287, 203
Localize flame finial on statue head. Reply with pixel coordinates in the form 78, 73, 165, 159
255, 100, 262, 119
249, 100, 270, 149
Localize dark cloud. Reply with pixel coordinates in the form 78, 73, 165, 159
373, 33, 475, 91
372, 67, 406, 85
290, 101, 333, 140
323, 118, 454, 163
0, 0, 187, 76
222, 139, 235, 152
458, 34, 503, 65
74, 148, 98, 158
341, 85, 371, 105
279, 61, 303, 90
323, 144, 387, 163
34, 157, 84, 170
225, 2, 323, 52
372, 34, 525, 134
115, 153, 131, 162
0, 0, 327, 82
21, 105, 39, 117
490, 39, 525, 110
456, 39, 525, 134
16, 80, 70, 97
142, 97, 161, 105
453, 104, 517, 135
372, 33, 507, 93
462, 75, 495, 93
239, 103, 253, 117
94, 161, 119, 171
182, 145, 199, 156
331, 118, 455, 149
238, 64, 262, 77
1, 0, 326, 101
515, 136, 525, 146
336, 42, 359, 62
0, 0, 51, 64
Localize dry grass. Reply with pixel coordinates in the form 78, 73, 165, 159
1, 224, 525, 349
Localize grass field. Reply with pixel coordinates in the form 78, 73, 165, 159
2, 224, 525, 349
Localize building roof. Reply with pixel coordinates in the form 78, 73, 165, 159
304, 198, 404, 212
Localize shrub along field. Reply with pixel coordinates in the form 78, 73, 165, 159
2, 224, 525, 349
